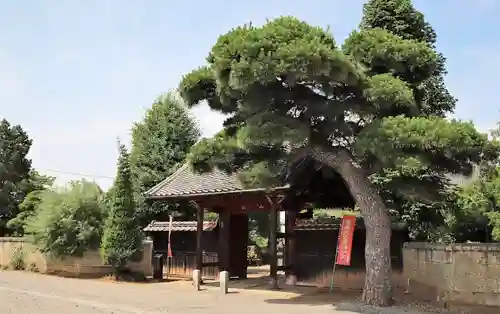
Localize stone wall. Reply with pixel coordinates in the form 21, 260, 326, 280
403, 242, 500, 307
0, 237, 152, 278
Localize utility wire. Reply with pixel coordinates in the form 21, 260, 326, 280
37, 169, 114, 180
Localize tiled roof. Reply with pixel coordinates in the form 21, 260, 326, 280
296, 220, 341, 230
143, 220, 218, 232
144, 163, 289, 199
144, 163, 246, 198
144, 218, 406, 232
295, 219, 406, 230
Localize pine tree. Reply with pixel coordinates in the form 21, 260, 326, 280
179, 11, 494, 305
101, 143, 142, 275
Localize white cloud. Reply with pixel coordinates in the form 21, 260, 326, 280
26, 119, 132, 191
473, 0, 498, 11
34, 120, 132, 146
190, 105, 226, 138
0, 52, 27, 120
461, 46, 500, 68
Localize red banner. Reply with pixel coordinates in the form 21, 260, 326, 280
335, 215, 356, 266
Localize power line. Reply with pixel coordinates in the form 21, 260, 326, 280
37, 168, 115, 180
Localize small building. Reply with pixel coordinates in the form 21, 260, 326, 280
144, 149, 409, 289
144, 164, 267, 280
144, 215, 409, 289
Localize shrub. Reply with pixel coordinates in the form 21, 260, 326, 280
10, 246, 25, 270
25, 180, 105, 258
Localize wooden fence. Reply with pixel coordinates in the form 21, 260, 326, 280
155, 250, 219, 279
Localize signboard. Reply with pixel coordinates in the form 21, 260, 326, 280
335, 215, 356, 266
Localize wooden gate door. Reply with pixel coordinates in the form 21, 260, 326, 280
228, 213, 248, 279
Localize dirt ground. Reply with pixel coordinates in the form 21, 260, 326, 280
0, 270, 494, 314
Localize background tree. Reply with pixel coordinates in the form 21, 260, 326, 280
179, 10, 494, 307
451, 173, 499, 242
101, 143, 142, 276
0, 119, 33, 236
359, 0, 454, 116
130, 92, 200, 224
357, 0, 460, 241
25, 180, 104, 258
354, 0, 470, 242
483, 168, 500, 240
6, 171, 55, 236
451, 122, 500, 241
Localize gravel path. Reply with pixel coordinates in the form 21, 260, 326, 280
0, 271, 352, 314
0, 271, 443, 314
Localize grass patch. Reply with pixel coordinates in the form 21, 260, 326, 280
27, 262, 39, 272
102, 269, 147, 282
9, 246, 26, 270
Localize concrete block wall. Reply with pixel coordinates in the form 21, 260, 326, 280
0, 237, 153, 278
129, 240, 153, 277
403, 242, 500, 307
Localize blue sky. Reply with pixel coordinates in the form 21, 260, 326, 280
1, 0, 499, 190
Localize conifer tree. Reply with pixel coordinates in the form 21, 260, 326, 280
101, 143, 142, 275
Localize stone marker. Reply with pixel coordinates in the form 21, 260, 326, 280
192, 269, 201, 290
268, 276, 279, 290
219, 271, 229, 294
285, 274, 297, 286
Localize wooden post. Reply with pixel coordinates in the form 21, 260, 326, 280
218, 211, 230, 273
285, 210, 297, 286
284, 211, 290, 275
267, 195, 279, 289
193, 201, 203, 283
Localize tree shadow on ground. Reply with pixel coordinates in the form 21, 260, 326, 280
263, 287, 361, 306
202, 275, 362, 306
188, 268, 500, 314
263, 289, 475, 314
202, 276, 500, 314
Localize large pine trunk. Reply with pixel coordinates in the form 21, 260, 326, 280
312, 147, 393, 306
